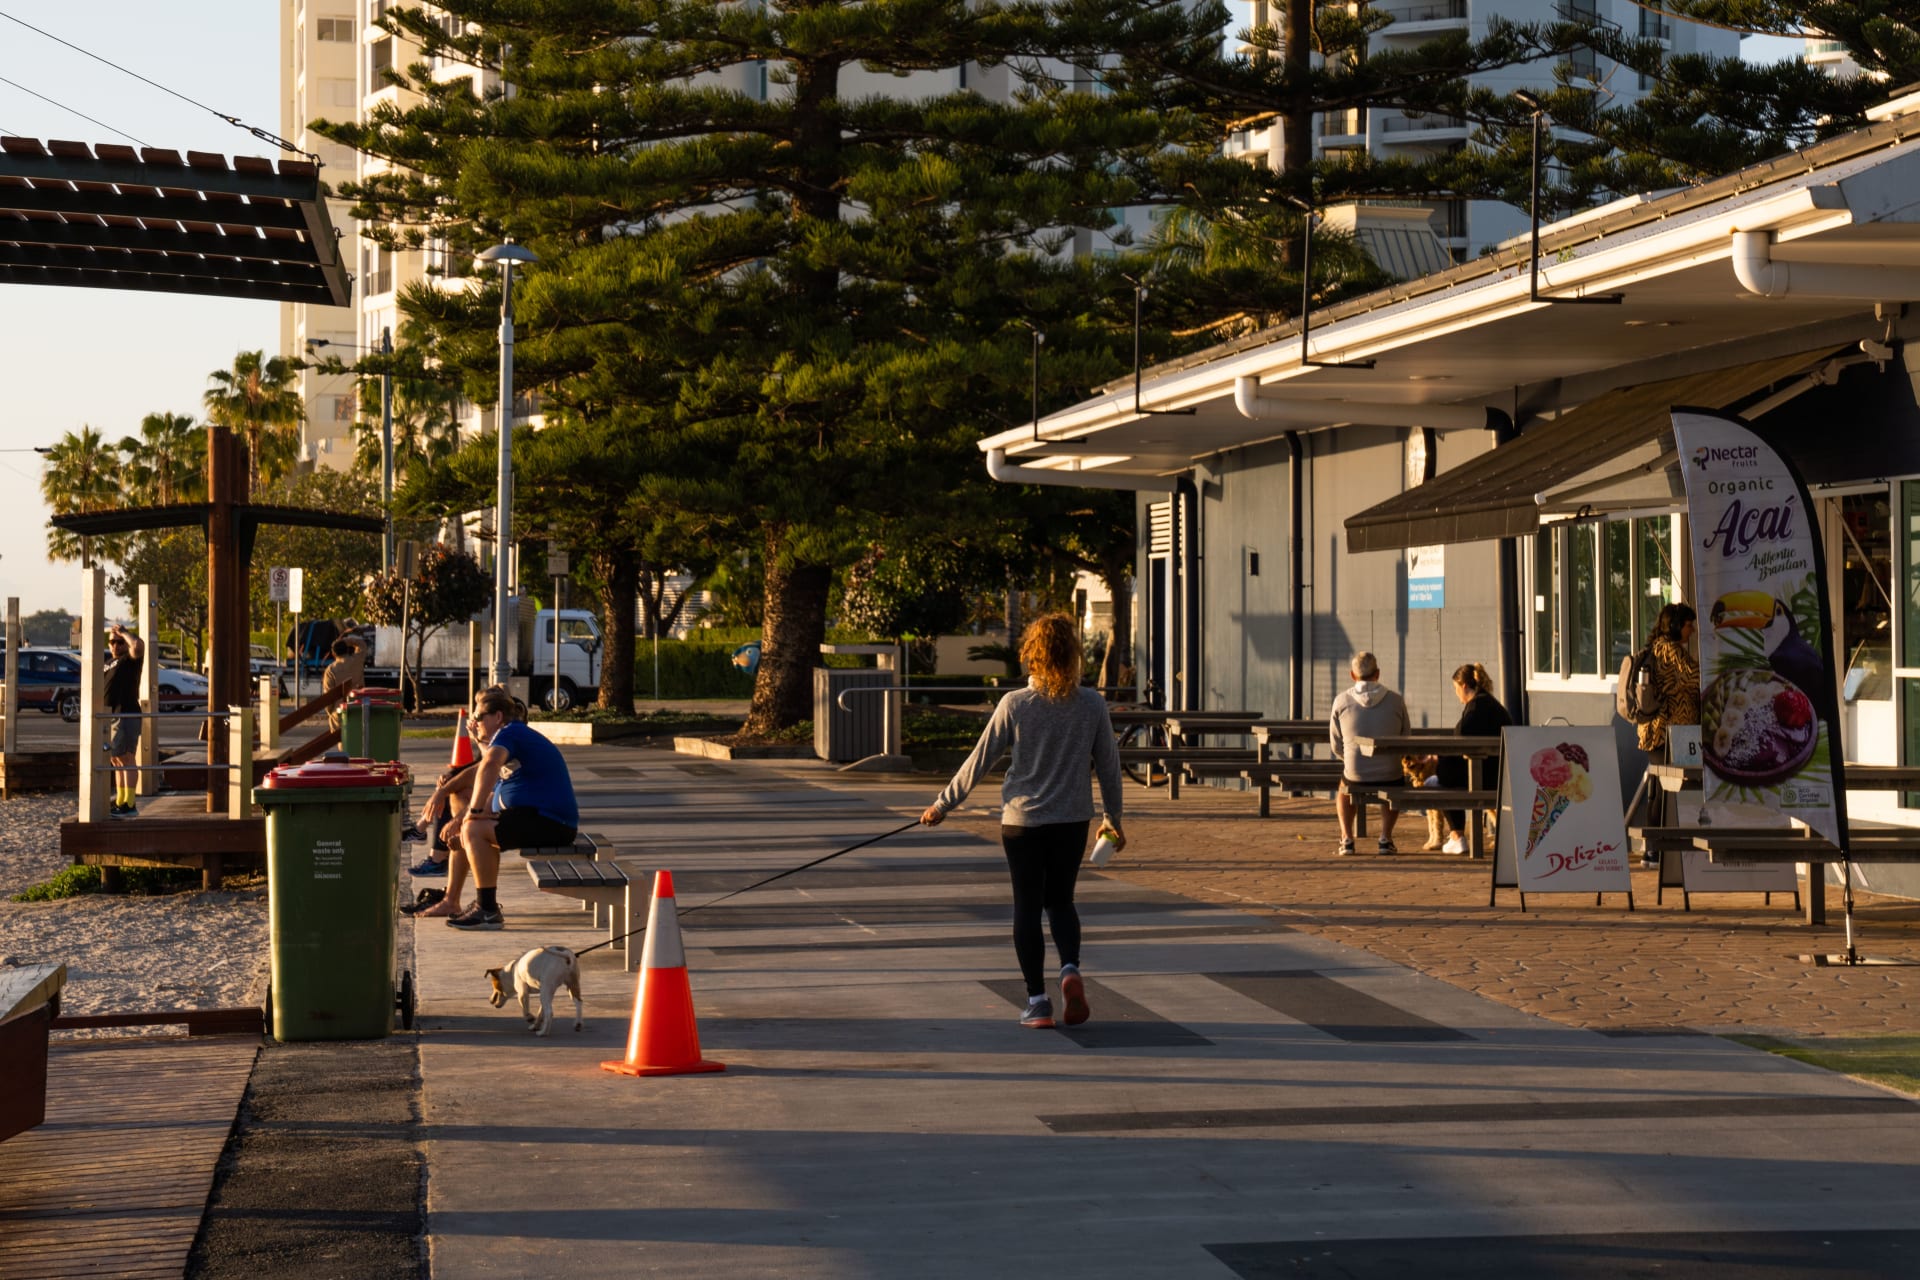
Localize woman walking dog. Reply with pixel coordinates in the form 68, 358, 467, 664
922, 613, 1125, 1029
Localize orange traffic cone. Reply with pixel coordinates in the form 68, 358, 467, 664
449, 719, 477, 769
602, 870, 725, 1077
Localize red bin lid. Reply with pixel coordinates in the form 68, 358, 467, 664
264, 760, 395, 789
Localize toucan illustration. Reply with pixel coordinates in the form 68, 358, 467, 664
1709, 591, 1835, 723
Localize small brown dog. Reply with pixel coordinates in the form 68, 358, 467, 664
1401, 755, 1447, 851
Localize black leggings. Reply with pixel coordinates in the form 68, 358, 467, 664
1002, 821, 1090, 996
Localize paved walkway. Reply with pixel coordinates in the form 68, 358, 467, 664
408, 744, 1920, 1277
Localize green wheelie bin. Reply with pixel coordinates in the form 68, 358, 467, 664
255, 760, 413, 1041
341, 689, 405, 762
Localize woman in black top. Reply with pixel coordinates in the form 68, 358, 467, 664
1439, 662, 1510, 853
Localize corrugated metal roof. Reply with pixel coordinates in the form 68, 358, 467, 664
1354, 223, 1454, 282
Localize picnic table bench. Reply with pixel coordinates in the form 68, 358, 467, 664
525, 852, 636, 970
1353, 735, 1504, 852
1627, 824, 1804, 911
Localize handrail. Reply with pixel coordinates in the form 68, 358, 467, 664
836, 684, 1150, 712
280, 682, 354, 735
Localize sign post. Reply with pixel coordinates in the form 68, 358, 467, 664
287, 568, 305, 705
546, 542, 568, 710
269, 566, 290, 701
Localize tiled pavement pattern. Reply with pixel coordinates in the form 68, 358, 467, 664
905, 779, 1920, 1038
409, 746, 1920, 1278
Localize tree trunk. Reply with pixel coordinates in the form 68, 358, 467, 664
1283, 0, 1312, 174
596, 547, 638, 712
743, 525, 830, 736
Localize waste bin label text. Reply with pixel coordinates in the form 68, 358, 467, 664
311, 838, 344, 880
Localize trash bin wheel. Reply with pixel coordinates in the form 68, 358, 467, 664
397, 969, 415, 1030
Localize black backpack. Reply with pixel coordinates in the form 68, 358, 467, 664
1616, 645, 1664, 725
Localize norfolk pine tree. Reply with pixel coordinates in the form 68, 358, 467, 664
318, 0, 1237, 732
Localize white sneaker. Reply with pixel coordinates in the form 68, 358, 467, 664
1441, 834, 1466, 854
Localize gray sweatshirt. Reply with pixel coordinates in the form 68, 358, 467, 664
1329, 680, 1411, 783
934, 686, 1124, 828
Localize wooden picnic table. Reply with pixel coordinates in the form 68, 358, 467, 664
1107, 708, 1261, 728
1649, 761, 1920, 793
1355, 734, 1503, 759
1158, 714, 1262, 798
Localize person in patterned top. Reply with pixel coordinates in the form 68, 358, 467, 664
1638, 603, 1700, 755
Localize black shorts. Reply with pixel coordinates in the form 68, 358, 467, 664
492, 807, 577, 852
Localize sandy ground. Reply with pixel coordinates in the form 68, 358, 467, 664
0, 793, 267, 1037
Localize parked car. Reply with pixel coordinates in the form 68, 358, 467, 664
0, 648, 82, 722
156, 665, 210, 712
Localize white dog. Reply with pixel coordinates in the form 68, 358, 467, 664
485, 946, 584, 1036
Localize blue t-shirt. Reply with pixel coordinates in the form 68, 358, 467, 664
489, 721, 578, 828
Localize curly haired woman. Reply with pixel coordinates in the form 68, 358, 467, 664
1639, 603, 1701, 755
922, 613, 1125, 1029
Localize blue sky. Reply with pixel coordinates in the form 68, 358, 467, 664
0, 1, 279, 619
0, 5, 1820, 619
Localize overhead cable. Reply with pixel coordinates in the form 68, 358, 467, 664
0, 8, 317, 161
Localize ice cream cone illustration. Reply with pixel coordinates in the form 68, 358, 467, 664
1523, 743, 1592, 859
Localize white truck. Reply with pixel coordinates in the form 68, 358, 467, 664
292, 597, 603, 710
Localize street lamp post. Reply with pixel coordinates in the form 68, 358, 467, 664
380, 326, 394, 573
477, 240, 538, 688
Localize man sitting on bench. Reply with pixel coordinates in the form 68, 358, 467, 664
445, 686, 580, 932
1330, 651, 1409, 856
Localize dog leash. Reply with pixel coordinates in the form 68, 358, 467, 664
569, 819, 924, 956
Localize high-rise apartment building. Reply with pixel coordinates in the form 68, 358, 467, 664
1228, 1, 1738, 260
279, 1, 364, 469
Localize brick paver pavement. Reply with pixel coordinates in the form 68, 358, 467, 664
927, 781, 1919, 1040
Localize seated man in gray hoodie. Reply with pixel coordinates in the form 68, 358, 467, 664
1329, 651, 1411, 855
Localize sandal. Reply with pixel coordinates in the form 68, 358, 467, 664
416, 896, 464, 918
400, 887, 446, 916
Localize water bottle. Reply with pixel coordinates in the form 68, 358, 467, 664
1088, 824, 1120, 867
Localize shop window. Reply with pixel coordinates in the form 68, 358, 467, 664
1839, 491, 1892, 701
1531, 514, 1678, 681
1606, 521, 1633, 668
1533, 530, 1559, 673
1898, 480, 1920, 669
1570, 522, 1600, 674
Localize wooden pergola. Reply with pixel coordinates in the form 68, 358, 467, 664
5, 135, 364, 841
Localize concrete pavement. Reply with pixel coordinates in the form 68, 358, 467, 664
404, 742, 1920, 1277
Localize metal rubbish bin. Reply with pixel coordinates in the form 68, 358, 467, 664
341, 689, 405, 762
255, 760, 412, 1041
813, 667, 892, 763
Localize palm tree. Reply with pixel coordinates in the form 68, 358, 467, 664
39, 426, 122, 566
118, 411, 207, 506
349, 366, 462, 486
203, 350, 305, 498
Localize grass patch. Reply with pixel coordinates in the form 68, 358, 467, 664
1728, 1033, 1920, 1097
904, 707, 988, 750
12, 864, 202, 901
403, 726, 457, 739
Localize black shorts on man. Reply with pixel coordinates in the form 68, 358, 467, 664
494, 806, 577, 851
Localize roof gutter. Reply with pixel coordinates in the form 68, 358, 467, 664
1233, 376, 1497, 430
984, 447, 1175, 493
1732, 229, 1920, 300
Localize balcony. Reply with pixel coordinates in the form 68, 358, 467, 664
1378, 112, 1467, 135
1639, 13, 1673, 41
1378, 0, 1467, 25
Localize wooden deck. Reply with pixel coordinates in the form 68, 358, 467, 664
0, 1037, 256, 1279
60, 794, 266, 889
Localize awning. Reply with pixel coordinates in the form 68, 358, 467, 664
0, 136, 350, 306
1343, 352, 1832, 553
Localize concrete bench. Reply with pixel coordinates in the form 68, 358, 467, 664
525, 858, 635, 970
